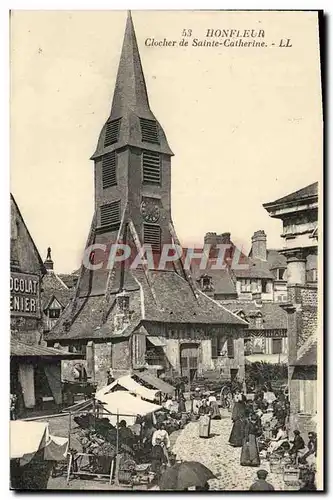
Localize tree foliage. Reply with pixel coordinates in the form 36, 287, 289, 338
245, 362, 288, 390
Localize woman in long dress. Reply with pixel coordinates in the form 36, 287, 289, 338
229, 396, 247, 447
240, 414, 261, 467
178, 392, 186, 413
267, 425, 288, 455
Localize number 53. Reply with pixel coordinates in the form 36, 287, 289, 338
182, 29, 192, 37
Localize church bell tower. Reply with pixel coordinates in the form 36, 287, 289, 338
91, 12, 174, 254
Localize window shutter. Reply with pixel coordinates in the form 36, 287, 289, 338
143, 224, 161, 253
140, 118, 159, 144
211, 337, 218, 359
104, 118, 121, 147
142, 151, 161, 184
227, 338, 234, 358
102, 152, 117, 188
100, 201, 121, 227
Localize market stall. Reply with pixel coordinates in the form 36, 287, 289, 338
60, 392, 163, 486
132, 371, 175, 396
10, 420, 68, 489
95, 375, 159, 403
96, 390, 161, 426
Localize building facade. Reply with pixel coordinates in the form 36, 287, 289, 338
264, 182, 318, 432
44, 12, 248, 388
41, 248, 74, 334
193, 230, 288, 364
10, 194, 80, 415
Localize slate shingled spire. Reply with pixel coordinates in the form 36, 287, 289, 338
91, 11, 173, 159
111, 10, 151, 118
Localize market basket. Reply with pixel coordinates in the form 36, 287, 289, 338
283, 466, 300, 483
269, 456, 283, 474
284, 480, 300, 491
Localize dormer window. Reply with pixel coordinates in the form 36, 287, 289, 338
276, 268, 286, 281
49, 308, 61, 319
201, 274, 213, 292
262, 279, 270, 293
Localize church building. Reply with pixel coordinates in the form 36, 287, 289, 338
45, 12, 247, 387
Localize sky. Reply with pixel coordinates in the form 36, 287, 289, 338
10, 10, 322, 273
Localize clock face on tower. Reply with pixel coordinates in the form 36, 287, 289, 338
140, 198, 160, 223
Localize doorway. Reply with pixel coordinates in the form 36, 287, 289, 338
180, 343, 199, 385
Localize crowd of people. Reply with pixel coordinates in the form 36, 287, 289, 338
227, 386, 317, 490
190, 388, 222, 420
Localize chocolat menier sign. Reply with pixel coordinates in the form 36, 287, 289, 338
10, 272, 40, 318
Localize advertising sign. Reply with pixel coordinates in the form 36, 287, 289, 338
10, 272, 41, 318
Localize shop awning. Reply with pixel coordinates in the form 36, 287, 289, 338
134, 371, 175, 395
95, 375, 159, 402
98, 390, 162, 426
147, 336, 166, 347
10, 421, 68, 464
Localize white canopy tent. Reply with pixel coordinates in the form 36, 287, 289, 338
10, 420, 68, 465
95, 375, 159, 402
96, 390, 162, 426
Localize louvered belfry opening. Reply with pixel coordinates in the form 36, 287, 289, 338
143, 224, 161, 253
140, 118, 160, 144
100, 200, 121, 227
102, 152, 117, 189
142, 151, 161, 184
104, 118, 122, 147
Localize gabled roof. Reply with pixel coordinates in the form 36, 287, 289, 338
57, 272, 79, 289
10, 339, 82, 359
267, 249, 287, 270
44, 268, 247, 342
191, 267, 237, 297
131, 269, 247, 326
41, 270, 73, 310
133, 370, 175, 394
10, 193, 46, 275
263, 182, 318, 209
191, 238, 274, 285
221, 300, 288, 330
233, 258, 275, 279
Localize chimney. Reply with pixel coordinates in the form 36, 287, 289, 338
204, 232, 231, 260
44, 247, 54, 271
251, 230, 267, 261
204, 232, 218, 246
220, 232, 231, 244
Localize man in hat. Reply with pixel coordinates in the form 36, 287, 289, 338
249, 469, 275, 491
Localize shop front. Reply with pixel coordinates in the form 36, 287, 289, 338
10, 340, 82, 417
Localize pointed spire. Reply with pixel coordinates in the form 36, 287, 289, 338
91, 11, 173, 159
110, 10, 150, 118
